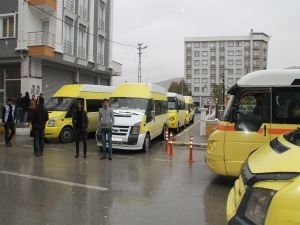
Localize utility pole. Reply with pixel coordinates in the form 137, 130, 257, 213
137, 43, 148, 83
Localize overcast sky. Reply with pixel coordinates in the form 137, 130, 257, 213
111, 0, 300, 85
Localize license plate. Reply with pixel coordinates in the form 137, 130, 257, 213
112, 137, 122, 142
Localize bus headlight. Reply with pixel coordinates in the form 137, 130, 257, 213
245, 187, 276, 225
169, 117, 175, 121
48, 117, 58, 127
131, 122, 141, 135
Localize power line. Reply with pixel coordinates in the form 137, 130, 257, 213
23, 0, 137, 48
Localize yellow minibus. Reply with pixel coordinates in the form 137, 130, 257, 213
167, 92, 186, 132
184, 96, 195, 125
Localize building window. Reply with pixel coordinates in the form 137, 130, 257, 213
186, 78, 191, 83
194, 51, 200, 57
78, 25, 87, 59
236, 69, 242, 74
202, 60, 208, 65
220, 69, 225, 75
79, 0, 88, 19
245, 60, 250, 66
194, 42, 200, 48
211, 51, 216, 57
201, 87, 207, 93
245, 50, 250, 56
194, 69, 200, 75
253, 60, 259, 66
202, 51, 208, 57
219, 42, 225, 47
236, 60, 242, 65
186, 43, 192, 48
236, 50, 242, 56
202, 78, 208, 83
211, 69, 216, 75
228, 78, 234, 84
194, 60, 200, 66
64, 17, 74, 55
187, 51, 191, 57
202, 42, 208, 48
254, 41, 260, 48
228, 51, 234, 56
98, 1, 106, 31
211, 60, 216, 66
228, 41, 234, 47
210, 42, 216, 48
64, 0, 75, 12
228, 69, 234, 75
228, 60, 233, 65
97, 36, 104, 65
220, 51, 225, 56
245, 41, 250, 47
254, 50, 260, 56
220, 60, 225, 66
236, 41, 242, 47
211, 78, 216, 84
202, 69, 208, 74
0, 14, 15, 38
187, 69, 191, 74
186, 60, 191, 66
194, 87, 200, 92
194, 78, 200, 83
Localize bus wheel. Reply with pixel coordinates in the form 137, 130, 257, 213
160, 125, 166, 140
143, 133, 150, 152
59, 127, 74, 143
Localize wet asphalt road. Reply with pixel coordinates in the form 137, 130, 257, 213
0, 135, 234, 225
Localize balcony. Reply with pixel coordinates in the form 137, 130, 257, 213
28, 0, 56, 11
64, 0, 75, 12
28, 31, 55, 58
79, 6, 88, 20
63, 40, 73, 55
78, 46, 86, 59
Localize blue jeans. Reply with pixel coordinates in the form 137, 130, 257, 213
101, 128, 112, 156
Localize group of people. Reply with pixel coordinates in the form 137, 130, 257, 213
2, 97, 115, 160
15, 92, 44, 124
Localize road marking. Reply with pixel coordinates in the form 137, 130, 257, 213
175, 119, 201, 138
154, 158, 172, 162
0, 171, 108, 191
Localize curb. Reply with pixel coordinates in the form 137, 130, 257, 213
172, 141, 207, 150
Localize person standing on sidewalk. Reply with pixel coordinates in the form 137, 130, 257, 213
15, 93, 23, 123
2, 98, 16, 147
99, 99, 114, 160
72, 101, 88, 159
22, 92, 30, 123
31, 97, 49, 157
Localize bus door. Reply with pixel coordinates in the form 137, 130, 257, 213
224, 89, 271, 176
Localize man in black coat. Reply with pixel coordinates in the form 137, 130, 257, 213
72, 101, 89, 158
31, 97, 49, 157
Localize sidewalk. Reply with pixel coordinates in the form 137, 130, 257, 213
172, 118, 208, 150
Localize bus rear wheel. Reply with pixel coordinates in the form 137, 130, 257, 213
143, 133, 150, 153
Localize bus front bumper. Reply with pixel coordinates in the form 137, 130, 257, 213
44, 127, 61, 138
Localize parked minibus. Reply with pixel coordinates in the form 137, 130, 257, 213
206, 69, 300, 176
184, 96, 195, 125
227, 129, 300, 225
45, 84, 114, 143
167, 92, 186, 132
96, 83, 168, 152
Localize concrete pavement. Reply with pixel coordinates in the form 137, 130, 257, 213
0, 135, 233, 225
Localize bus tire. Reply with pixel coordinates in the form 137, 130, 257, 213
160, 125, 166, 141
59, 126, 74, 143
143, 133, 150, 153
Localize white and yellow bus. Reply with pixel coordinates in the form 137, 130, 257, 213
206, 69, 300, 176
96, 83, 168, 152
184, 96, 195, 125
45, 84, 114, 143
167, 92, 186, 132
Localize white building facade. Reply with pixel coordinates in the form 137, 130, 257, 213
184, 30, 270, 106
0, 0, 121, 111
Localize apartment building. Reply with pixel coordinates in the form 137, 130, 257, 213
184, 30, 270, 106
0, 0, 121, 111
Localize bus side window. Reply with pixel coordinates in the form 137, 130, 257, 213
235, 92, 270, 131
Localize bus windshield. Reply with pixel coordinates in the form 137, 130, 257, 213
168, 97, 177, 110
46, 97, 75, 111
110, 97, 149, 111
220, 95, 234, 121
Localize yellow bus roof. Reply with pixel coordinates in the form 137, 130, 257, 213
112, 83, 167, 100
184, 96, 193, 104
53, 84, 115, 97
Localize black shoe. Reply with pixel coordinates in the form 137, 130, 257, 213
108, 156, 112, 160
100, 155, 106, 160
75, 154, 79, 158
84, 154, 87, 158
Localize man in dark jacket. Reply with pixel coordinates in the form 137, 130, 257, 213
31, 97, 49, 157
72, 101, 89, 158
2, 98, 16, 146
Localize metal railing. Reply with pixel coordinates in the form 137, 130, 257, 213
78, 46, 86, 59
97, 53, 104, 65
63, 40, 73, 55
28, 31, 55, 48
79, 6, 88, 19
65, 0, 74, 11
98, 19, 105, 31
